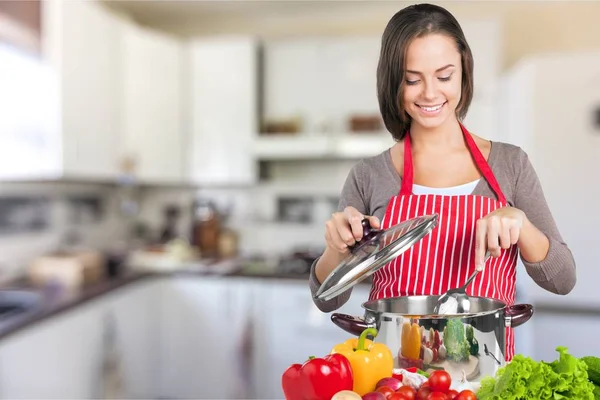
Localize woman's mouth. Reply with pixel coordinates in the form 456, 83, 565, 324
417, 102, 447, 115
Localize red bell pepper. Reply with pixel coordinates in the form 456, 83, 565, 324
282, 353, 353, 400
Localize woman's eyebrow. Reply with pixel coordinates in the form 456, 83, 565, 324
405, 64, 455, 74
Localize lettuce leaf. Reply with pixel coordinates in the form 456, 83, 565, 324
477, 346, 595, 400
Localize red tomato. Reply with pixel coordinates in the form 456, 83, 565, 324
390, 393, 415, 400
427, 392, 448, 400
454, 390, 477, 400
416, 386, 432, 400
445, 389, 459, 399
377, 386, 396, 399
427, 371, 452, 393
395, 385, 417, 400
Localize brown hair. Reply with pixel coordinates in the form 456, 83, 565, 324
377, 3, 474, 141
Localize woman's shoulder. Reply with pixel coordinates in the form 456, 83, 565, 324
349, 148, 395, 178
488, 141, 536, 188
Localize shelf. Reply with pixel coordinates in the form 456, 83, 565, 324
252, 133, 394, 161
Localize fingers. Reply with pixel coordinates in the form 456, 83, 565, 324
343, 206, 365, 242
476, 213, 522, 270
475, 219, 488, 271
324, 206, 380, 254
487, 217, 501, 258
325, 219, 350, 253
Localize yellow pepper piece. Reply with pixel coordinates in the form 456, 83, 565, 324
400, 321, 421, 360
331, 328, 394, 396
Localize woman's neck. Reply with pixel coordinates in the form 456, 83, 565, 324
409, 118, 464, 153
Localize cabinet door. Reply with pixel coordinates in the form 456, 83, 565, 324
104, 279, 162, 398
159, 276, 245, 399
57, 0, 121, 179
121, 23, 185, 184
252, 279, 372, 399
188, 37, 258, 185
0, 301, 106, 399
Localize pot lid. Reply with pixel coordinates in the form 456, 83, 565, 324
314, 214, 439, 301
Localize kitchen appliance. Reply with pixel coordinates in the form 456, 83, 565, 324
330, 296, 533, 382
313, 214, 534, 382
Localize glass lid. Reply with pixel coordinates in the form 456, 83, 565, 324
314, 214, 439, 301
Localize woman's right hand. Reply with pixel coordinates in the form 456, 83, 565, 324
325, 206, 381, 254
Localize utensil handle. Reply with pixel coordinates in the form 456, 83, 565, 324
505, 304, 534, 328
349, 219, 379, 251
464, 252, 490, 287
331, 313, 376, 336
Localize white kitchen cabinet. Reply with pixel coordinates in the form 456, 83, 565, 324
121, 23, 185, 184
0, 299, 106, 399
252, 279, 372, 399
262, 37, 381, 134
158, 276, 248, 399
40, 0, 122, 180
104, 279, 162, 399
188, 36, 259, 185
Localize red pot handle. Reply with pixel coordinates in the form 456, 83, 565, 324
505, 304, 534, 328
331, 313, 376, 336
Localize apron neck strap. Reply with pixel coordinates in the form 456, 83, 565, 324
399, 123, 507, 203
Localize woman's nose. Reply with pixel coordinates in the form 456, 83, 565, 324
422, 80, 438, 100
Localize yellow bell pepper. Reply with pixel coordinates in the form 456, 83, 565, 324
331, 328, 394, 396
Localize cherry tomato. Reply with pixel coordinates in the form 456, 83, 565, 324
427, 371, 452, 393
389, 394, 404, 400
376, 386, 396, 399
416, 386, 432, 400
454, 390, 477, 400
395, 385, 417, 400
427, 392, 448, 400
390, 393, 414, 400
445, 389, 459, 399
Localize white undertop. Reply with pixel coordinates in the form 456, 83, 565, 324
412, 179, 480, 196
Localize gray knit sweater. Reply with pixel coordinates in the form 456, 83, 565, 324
309, 141, 577, 312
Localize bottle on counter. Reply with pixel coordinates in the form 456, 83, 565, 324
191, 200, 221, 259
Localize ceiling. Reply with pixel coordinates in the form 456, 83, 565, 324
102, 0, 523, 28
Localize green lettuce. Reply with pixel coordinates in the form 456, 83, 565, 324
477, 346, 595, 400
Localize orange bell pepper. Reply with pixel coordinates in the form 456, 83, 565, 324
401, 321, 421, 360
331, 328, 394, 395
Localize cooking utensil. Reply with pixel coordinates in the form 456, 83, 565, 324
331, 295, 533, 382
433, 251, 491, 315
314, 214, 439, 301
484, 343, 501, 365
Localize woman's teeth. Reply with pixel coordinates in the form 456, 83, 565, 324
418, 102, 445, 113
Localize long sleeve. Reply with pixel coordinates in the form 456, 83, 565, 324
513, 150, 577, 295
309, 161, 370, 312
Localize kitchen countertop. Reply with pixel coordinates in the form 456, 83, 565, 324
3, 259, 591, 344
0, 263, 329, 342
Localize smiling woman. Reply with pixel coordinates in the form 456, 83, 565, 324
310, 3, 577, 363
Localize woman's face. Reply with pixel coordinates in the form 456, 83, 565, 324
402, 33, 463, 131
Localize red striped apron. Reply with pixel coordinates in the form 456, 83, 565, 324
368, 124, 519, 360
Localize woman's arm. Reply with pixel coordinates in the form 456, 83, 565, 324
309, 161, 369, 312
513, 150, 576, 295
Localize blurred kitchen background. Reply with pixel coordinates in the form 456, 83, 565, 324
0, 0, 598, 398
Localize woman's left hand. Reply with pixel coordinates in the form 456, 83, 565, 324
475, 206, 526, 270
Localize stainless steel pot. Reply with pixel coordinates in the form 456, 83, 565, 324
331, 295, 533, 382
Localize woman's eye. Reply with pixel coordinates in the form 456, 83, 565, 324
438, 75, 452, 82
405, 80, 419, 85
